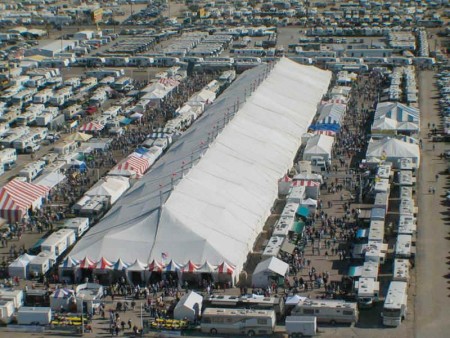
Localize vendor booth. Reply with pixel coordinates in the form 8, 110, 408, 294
251, 257, 289, 288
173, 291, 203, 322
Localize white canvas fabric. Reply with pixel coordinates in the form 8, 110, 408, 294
68, 58, 331, 274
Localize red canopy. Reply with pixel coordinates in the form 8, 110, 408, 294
0, 180, 50, 222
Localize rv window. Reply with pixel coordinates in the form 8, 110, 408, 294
203, 318, 211, 323
343, 310, 354, 315
303, 309, 314, 315
257, 319, 267, 325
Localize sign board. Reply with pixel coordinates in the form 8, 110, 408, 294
91, 8, 103, 23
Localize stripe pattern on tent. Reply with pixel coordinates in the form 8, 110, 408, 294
292, 180, 321, 187
115, 155, 150, 178
0, 180, 50, 222
79, 122, 104, 132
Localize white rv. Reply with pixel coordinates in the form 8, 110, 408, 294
62, 217, 90, 238
355, 277, 380, 308
0, 149, 17, 169
382, 281, 408, 327
292, 299, 358, 324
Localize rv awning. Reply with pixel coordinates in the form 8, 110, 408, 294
296, 206, 310, 218
293, 221, 305, 234
280, 240, 296, 254
348, 265, 363, 277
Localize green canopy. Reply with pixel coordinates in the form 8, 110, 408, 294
293, 221, 305, 234
296, 206, 310, 218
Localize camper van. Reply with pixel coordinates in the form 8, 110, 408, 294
204, 295, 285, 321
0, 149, 17, 170
382, 281, 408, 327
355, 277, 380, 308
18, 161, 46, 182
201, 308, 276, 336
63, 217, 90, 238
292, 299, 358, 324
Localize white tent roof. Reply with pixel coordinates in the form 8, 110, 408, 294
366, 137, 420, 161
304, 134, 334, 157
375, 101, 419, 122
317, 103, 346, 124
68, 58, 331, 271
85, 176, 130, 205
253, 257, 289, 277
34, 171, 66, 189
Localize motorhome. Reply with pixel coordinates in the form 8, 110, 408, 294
54, 140, 78, 155
62, 217, 89, 238
354, 277, 380, 308
18, 160, 46, 182
395, 234, 414, 259
204, 295, 285, 321
201, 308, 276, 336
392, 259, 410, 283
0, 149, 17, 169
292, 299, 358, 324
382, 281, 408, 327
63, 104, 83, 120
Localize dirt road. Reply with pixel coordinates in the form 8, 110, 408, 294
414, 70, 450, 338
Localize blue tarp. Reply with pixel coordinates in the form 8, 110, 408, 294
356, 228, 369, 238
120, 117, 133, 125
135, 147, 149, 155
309, 123, 341, 132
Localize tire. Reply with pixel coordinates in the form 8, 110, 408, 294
248, 330, 255, 336
330, 319, 337, 325
210, 328, 217, 334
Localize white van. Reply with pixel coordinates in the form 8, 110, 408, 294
18, 161, 46, 182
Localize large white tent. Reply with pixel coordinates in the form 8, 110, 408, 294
303, 134, 335, 162
67, 58, 331, 282
366, 137, 420, 168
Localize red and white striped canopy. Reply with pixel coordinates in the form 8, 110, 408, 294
148, 260, 164, 272
0, 180, 50, 222
78, 257, 96, 269
115, 155, 150, 178
279, 174, 292, 183
159, 78, 179, 87
216, 262, 235, 275
292, 180, 321, 187
313, 130, 336, 136
182, 260, 200, 273
95, 257, 113, 270
79, 121, 104, 132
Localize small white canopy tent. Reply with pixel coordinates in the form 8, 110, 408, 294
173, 291, 203, 321
366, 137, 420, 168
9, 255, 35, 279
252, 257, 289, 288
85, 176, 130, 205
303, 134, 334, 162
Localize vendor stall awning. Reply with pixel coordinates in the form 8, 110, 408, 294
348, 265, 363, 277
296, 206, 310, 218
293, 221, 305, 234
120, 118, 133, 126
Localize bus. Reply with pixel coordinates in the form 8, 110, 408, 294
203, 294, 285, 321
200, 308, 276, 336
382, 281, 408, 327
291, 299, 358, 325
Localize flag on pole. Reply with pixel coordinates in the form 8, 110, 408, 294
161, 252, 168, 260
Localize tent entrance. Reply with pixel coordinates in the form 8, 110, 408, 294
130, 271, 143, 286
149, 271, 162, 284
80, 268, 93, 283
61, 269, 75, 284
